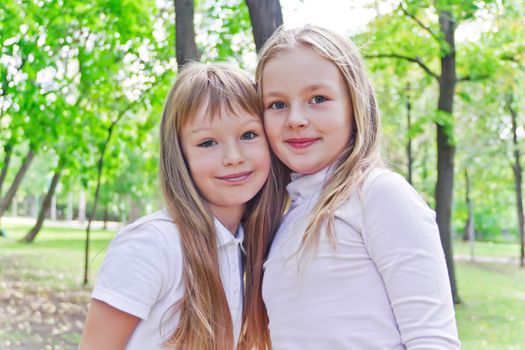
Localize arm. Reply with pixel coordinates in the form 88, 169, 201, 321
78, 299, 141, 350
362, 171, 461, 349
78, 219, 178, 349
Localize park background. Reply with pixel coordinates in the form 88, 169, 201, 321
1, 0, 524, 349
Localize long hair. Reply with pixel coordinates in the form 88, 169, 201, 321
239, 154, 289, 350
243, 25, 384, 348
159, 62, 287, 349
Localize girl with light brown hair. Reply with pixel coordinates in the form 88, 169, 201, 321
240, 25, 460, 350
79, 62, 287, 350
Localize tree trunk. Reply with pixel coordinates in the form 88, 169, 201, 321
129, 198, 142, 223
507, 93, 525, 267
421, 140, 429, 186
83, 123, 116, 285
0, 149, 35, 218
463, 167, 474, 242
405, 84, 413, 184
0, 142, 13, 197
50, 194, 57, 220
22, 164, 63, 243
245, 0, 284, 52
174, 0, 199, 69
103, 205, 109, 230
435, 10, 459, 303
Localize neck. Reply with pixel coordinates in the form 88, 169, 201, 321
209, 204, 245, 235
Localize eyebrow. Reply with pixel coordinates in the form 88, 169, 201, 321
263, 83, 334, 98
189, 118, 262, 134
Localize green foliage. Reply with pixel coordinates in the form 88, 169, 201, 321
197, 0, 255, 68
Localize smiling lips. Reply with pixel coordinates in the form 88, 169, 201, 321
216, 171, 253, 183
286, 137, 319, 149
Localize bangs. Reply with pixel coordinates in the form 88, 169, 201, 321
180, 64, 262, 126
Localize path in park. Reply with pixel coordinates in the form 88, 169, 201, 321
0, 254, 90, 350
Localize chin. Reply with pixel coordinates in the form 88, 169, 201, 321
290, 164, 317, 175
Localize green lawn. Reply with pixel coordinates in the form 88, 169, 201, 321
0, 222, 114, 288
453, 239, 522, 258
455, 261, 525, 349
1, 223, 525, 349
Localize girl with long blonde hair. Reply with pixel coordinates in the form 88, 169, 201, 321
241, 25, 460, 349
79, 62, 286, 350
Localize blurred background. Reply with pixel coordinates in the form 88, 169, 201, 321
0, 0, 524, 349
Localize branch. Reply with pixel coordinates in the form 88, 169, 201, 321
501, 55, 519, 62
398, 3, 440, 43
366, 53, 439, 81
457, 75, 490, 82
112, 68, 173, 127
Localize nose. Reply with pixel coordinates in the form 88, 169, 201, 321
285, 105, 309, 129
223, 141, 244, 166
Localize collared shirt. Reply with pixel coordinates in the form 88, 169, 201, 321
215, 217, 245, 342
263, 167, 461, 350
92, 209, 244, 349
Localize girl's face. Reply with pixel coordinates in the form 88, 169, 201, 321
261, 45, 353, 175
180, 104, 270, 220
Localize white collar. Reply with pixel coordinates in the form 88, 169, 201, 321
287, 166, 334, 206
214, 217, 245, 248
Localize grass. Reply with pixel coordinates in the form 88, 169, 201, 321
455, 261, 525, 349
1, 222, 525, 349
453, 239, 522, 258
0, 222, 115, 288
0, 221, 116, 349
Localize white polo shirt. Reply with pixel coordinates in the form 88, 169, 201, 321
262, 167, 460, 349
92, 209, 244, 349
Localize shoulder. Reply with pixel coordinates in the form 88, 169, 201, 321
94, 210, 185, 319
97, 210, 184, 299
363, 168, 418, 200
104, 209, 184, 277
336, 168, 433, 223
115, 209, 182, 248
362, 168, 430, 211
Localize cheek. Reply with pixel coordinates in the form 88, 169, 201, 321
260, 147, 272, 174
263, 116, 281, 146
249, 140, 271, 169
184, 149, 213, 179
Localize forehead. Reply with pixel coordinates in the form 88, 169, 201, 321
187, 98, 260, 127
262, 46, 342, 91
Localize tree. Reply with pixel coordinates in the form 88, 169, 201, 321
506, 93, 524, 266
0, 0, 76, 219
245, 0, 283, 52
366, 0, 502, 303
21, 159, 63, 242
175, 0, 200, 68
80, 0, 174, 284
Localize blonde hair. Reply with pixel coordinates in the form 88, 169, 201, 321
242, 25, 383, 349
159, 62, 287, 349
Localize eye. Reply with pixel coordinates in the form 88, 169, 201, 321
241, 131, 258, 140
269, 101, 286, 110
198, 139, 217, 148
310, 95, 327, 104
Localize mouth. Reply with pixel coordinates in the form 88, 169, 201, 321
285, 138, 320, 149
216, 171, 253, 183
